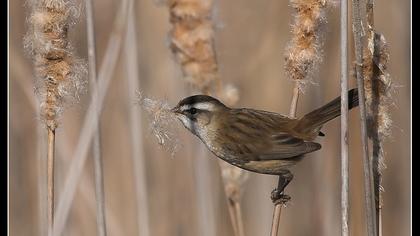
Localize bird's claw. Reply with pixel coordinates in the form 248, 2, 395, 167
271, 188, 291, 204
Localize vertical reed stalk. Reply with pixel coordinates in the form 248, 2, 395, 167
364, 1, 392, 235
55, 137, 125, 236
52, 0, 130, 234
38, 119, 47, 236
270, 203, 282, 236
289, 85, 300, 117
227, 201, 239, 236
351, 0, 377, 235
222, 174, 242, 236
47, 128, 55, 235
270, 84, 299, 236
85, 0, 107, 235
24, 0, 88, 235
124, 4, 151, 236
234, 201, 245, 236
271, 0, 329, 235
219, 157, 247, 236
166, 0, 246, 235
340, 0, 349, 235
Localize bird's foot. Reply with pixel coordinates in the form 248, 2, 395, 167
271, 189, 291, 205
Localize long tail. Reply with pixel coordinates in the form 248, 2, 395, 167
294, 88, 359, 135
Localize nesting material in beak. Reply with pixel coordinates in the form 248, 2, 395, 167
136, 92, 181, 157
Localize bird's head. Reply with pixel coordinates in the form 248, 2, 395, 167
171, 95, 228, 136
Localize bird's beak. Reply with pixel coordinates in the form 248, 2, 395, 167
171, 106, 180, 114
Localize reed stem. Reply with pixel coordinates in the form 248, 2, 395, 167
270, 83, 300, 236
227, 198, 240, 236
52, 1, 130, 234
366, 1, 383, 235
124, 4, 151, 236
270, 204, 282, 236
234, 201, 245, 236
351, 0, 377, 235
340, 0, 349, 235
85, 0, 107, 235
289, 84, 300, 117
47, 128, 55, 236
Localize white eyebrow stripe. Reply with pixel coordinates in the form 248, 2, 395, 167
193, 102, 215, 111
180, 102, 215, 112
180, 105, 191, 111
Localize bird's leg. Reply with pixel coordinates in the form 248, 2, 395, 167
271, 171, 293, 204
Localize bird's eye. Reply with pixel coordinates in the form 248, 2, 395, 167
189, 108, 197, 115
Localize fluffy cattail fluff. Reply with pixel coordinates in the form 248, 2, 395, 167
362, 32, 393, 205
284, 0, 330, 88
137, 92, 181, 157
167, 0, 218, 93
24, 0, 87, 130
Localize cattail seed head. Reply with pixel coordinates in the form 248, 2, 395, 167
363, 33, 393, 140
285, 0, 330, 88
362, 32, 393, 180
24, 0, 87, 129
167, 0, 218, 92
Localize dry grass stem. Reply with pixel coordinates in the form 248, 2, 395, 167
219, 159, 248, 236
340, 0, 349, 235
47, 128, 55, 234
227, 201, 240, 236
234, 200, 245, 236
55, 135, 124, 236
85, 0, 107, 234
52, 0, 130, 234
125, 5, 151, 236
289, 85, 300, 118
270, 204, 282, 236
351, 0, 377, 235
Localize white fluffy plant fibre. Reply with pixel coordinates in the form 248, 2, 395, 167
24, 0, 87, 129
137, 92, 181, 157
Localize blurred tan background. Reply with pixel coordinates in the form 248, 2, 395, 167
9, 0, 410, 235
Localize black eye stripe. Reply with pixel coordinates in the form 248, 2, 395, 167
189, 108, 197, 114
181, 107, 199, 115
182, 107, 200, 113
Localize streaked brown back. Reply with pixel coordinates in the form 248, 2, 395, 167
213, 108, 321, 162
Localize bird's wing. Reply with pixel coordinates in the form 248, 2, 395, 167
217, 109, 321, 162
258, 133, 321, 159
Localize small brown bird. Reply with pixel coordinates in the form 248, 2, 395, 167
172, 89, 359, 194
